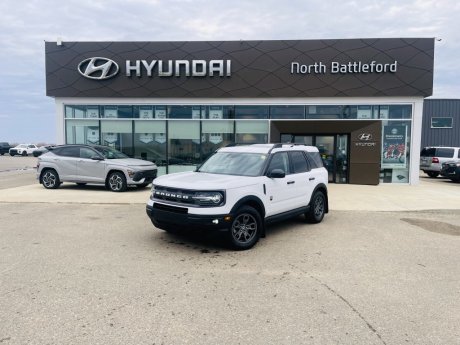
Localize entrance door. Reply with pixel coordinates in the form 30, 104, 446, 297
315, 136, 335, 182
281, 134, 349, 183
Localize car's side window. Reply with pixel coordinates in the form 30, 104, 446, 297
436, 148, 454, 158
80, 148, 96, 159
289, 151, 310, 173
306, 152, 324, 169
267, 152, 290, 175
58, 146, 80, 157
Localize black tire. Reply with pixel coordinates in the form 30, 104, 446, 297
41, 169, 60, 189
427, 171, 439, 178
107, 171, 127, 192
10, 153, 15, 157
227, 206, 262, 250
136, 183, 150, 189
306, 190, 326, 224
21, 151, 27, 156
76, 183, 87, 186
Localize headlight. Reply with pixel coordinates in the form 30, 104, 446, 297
192, 192, 224, 206
149, 185, 156, 200
127, 169, 135, 178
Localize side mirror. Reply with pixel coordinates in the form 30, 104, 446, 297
91, 155, 104, 161
269, 169, 285, 178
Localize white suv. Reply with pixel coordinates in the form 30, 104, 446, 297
146, 144, 329, 250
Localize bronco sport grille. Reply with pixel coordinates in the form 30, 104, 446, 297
152, 186, 196, 206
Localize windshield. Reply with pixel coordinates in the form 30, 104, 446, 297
198, 152, 267, 176
94, 146, 128, 159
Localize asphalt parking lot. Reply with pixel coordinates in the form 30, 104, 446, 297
1, 156, 459, 345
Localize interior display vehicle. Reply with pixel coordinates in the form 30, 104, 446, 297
146, 143, 329, 250
37, 145, 157, 192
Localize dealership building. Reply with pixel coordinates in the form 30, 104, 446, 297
45, 38, 435, 185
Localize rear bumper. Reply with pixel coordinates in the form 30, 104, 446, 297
146, 204, 231, 232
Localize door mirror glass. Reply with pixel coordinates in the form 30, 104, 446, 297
269, 169, 285, 178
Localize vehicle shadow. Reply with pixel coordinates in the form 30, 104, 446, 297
58, 183, 151, 193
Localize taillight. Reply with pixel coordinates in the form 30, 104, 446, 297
432, 157, 439, 163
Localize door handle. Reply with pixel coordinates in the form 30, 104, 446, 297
309, 177, 315, 181
287, 181, 295, 185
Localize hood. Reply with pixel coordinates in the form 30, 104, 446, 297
154, 171, 260, 190
107, 158, 156, 168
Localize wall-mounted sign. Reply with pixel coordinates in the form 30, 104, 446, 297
103, 132, 118, 144
291, 61, 398, 75
46, 39, 434, 98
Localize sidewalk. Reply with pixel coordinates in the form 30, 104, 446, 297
0, 178, 459, 212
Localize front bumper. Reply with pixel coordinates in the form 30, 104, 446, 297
146, 203, 232, 232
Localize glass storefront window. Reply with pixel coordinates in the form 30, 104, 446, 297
388, 105, 412, 119
134, 120, 167, 175
168, 105, 204, 119
102, 105, 133, 118
168, 120, 201, 173
201, 120, 235, 161
66, 119, 100, 144
100, 120, 133, 156
235, 120, 268, 144
380, 120, 411, 183
270, 105, 305, 119
306, 105, 343, 119
203, 105, 234, 119
235, 105, 269, 119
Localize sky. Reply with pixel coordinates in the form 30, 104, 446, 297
0, 0, 459, 143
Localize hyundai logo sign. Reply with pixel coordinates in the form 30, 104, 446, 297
358, 133, 373, 141
78, 57, 119, 80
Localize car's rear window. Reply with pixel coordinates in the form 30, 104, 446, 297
421, 148, 436, 157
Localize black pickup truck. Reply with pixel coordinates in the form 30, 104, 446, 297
0, 142, 11, 155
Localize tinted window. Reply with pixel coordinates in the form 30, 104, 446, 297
80, 147, 98, 159
290, 151, 309, 173
55, 146, 80, 157
458, 150, 460, 159
436, 148, 454, 158
421, 148, 436, 157
306, 152, 324, 169
267, 152, 290, 174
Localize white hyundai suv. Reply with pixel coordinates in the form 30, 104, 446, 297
37, 145, 157, 192
146, 144, 329, 250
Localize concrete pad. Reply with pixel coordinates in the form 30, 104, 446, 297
0, 178, 459, 211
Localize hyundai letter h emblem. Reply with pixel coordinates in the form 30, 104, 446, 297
78, 57, 119, 80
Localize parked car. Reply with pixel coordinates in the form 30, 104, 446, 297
37, 145, 157, 192
0, 142, 11, 155
420, 146, 460, 178
9, 144, 38, 156
440, 161, 460, 182
33, 145, 55, 157
146, 143, 329, 250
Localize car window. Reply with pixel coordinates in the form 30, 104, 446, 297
55, 146, 80, 157
28, 145, 35, 148
458, 150, 460, 159
436, 148, 454, 158
290, 151, 309, 173
421, 148, 436, 157
306, 152, 324, 169
267, 152, 290, 174
19, 144, 27, 148
93, 146, 128, 159
80, 147, 97, 159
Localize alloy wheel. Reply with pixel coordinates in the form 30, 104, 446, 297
231, 213, 257, 244
42, 171, 57, 188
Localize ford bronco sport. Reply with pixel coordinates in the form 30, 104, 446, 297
146, 144, 329, 250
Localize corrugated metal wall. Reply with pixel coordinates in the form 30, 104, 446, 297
422, 99, 460, 148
